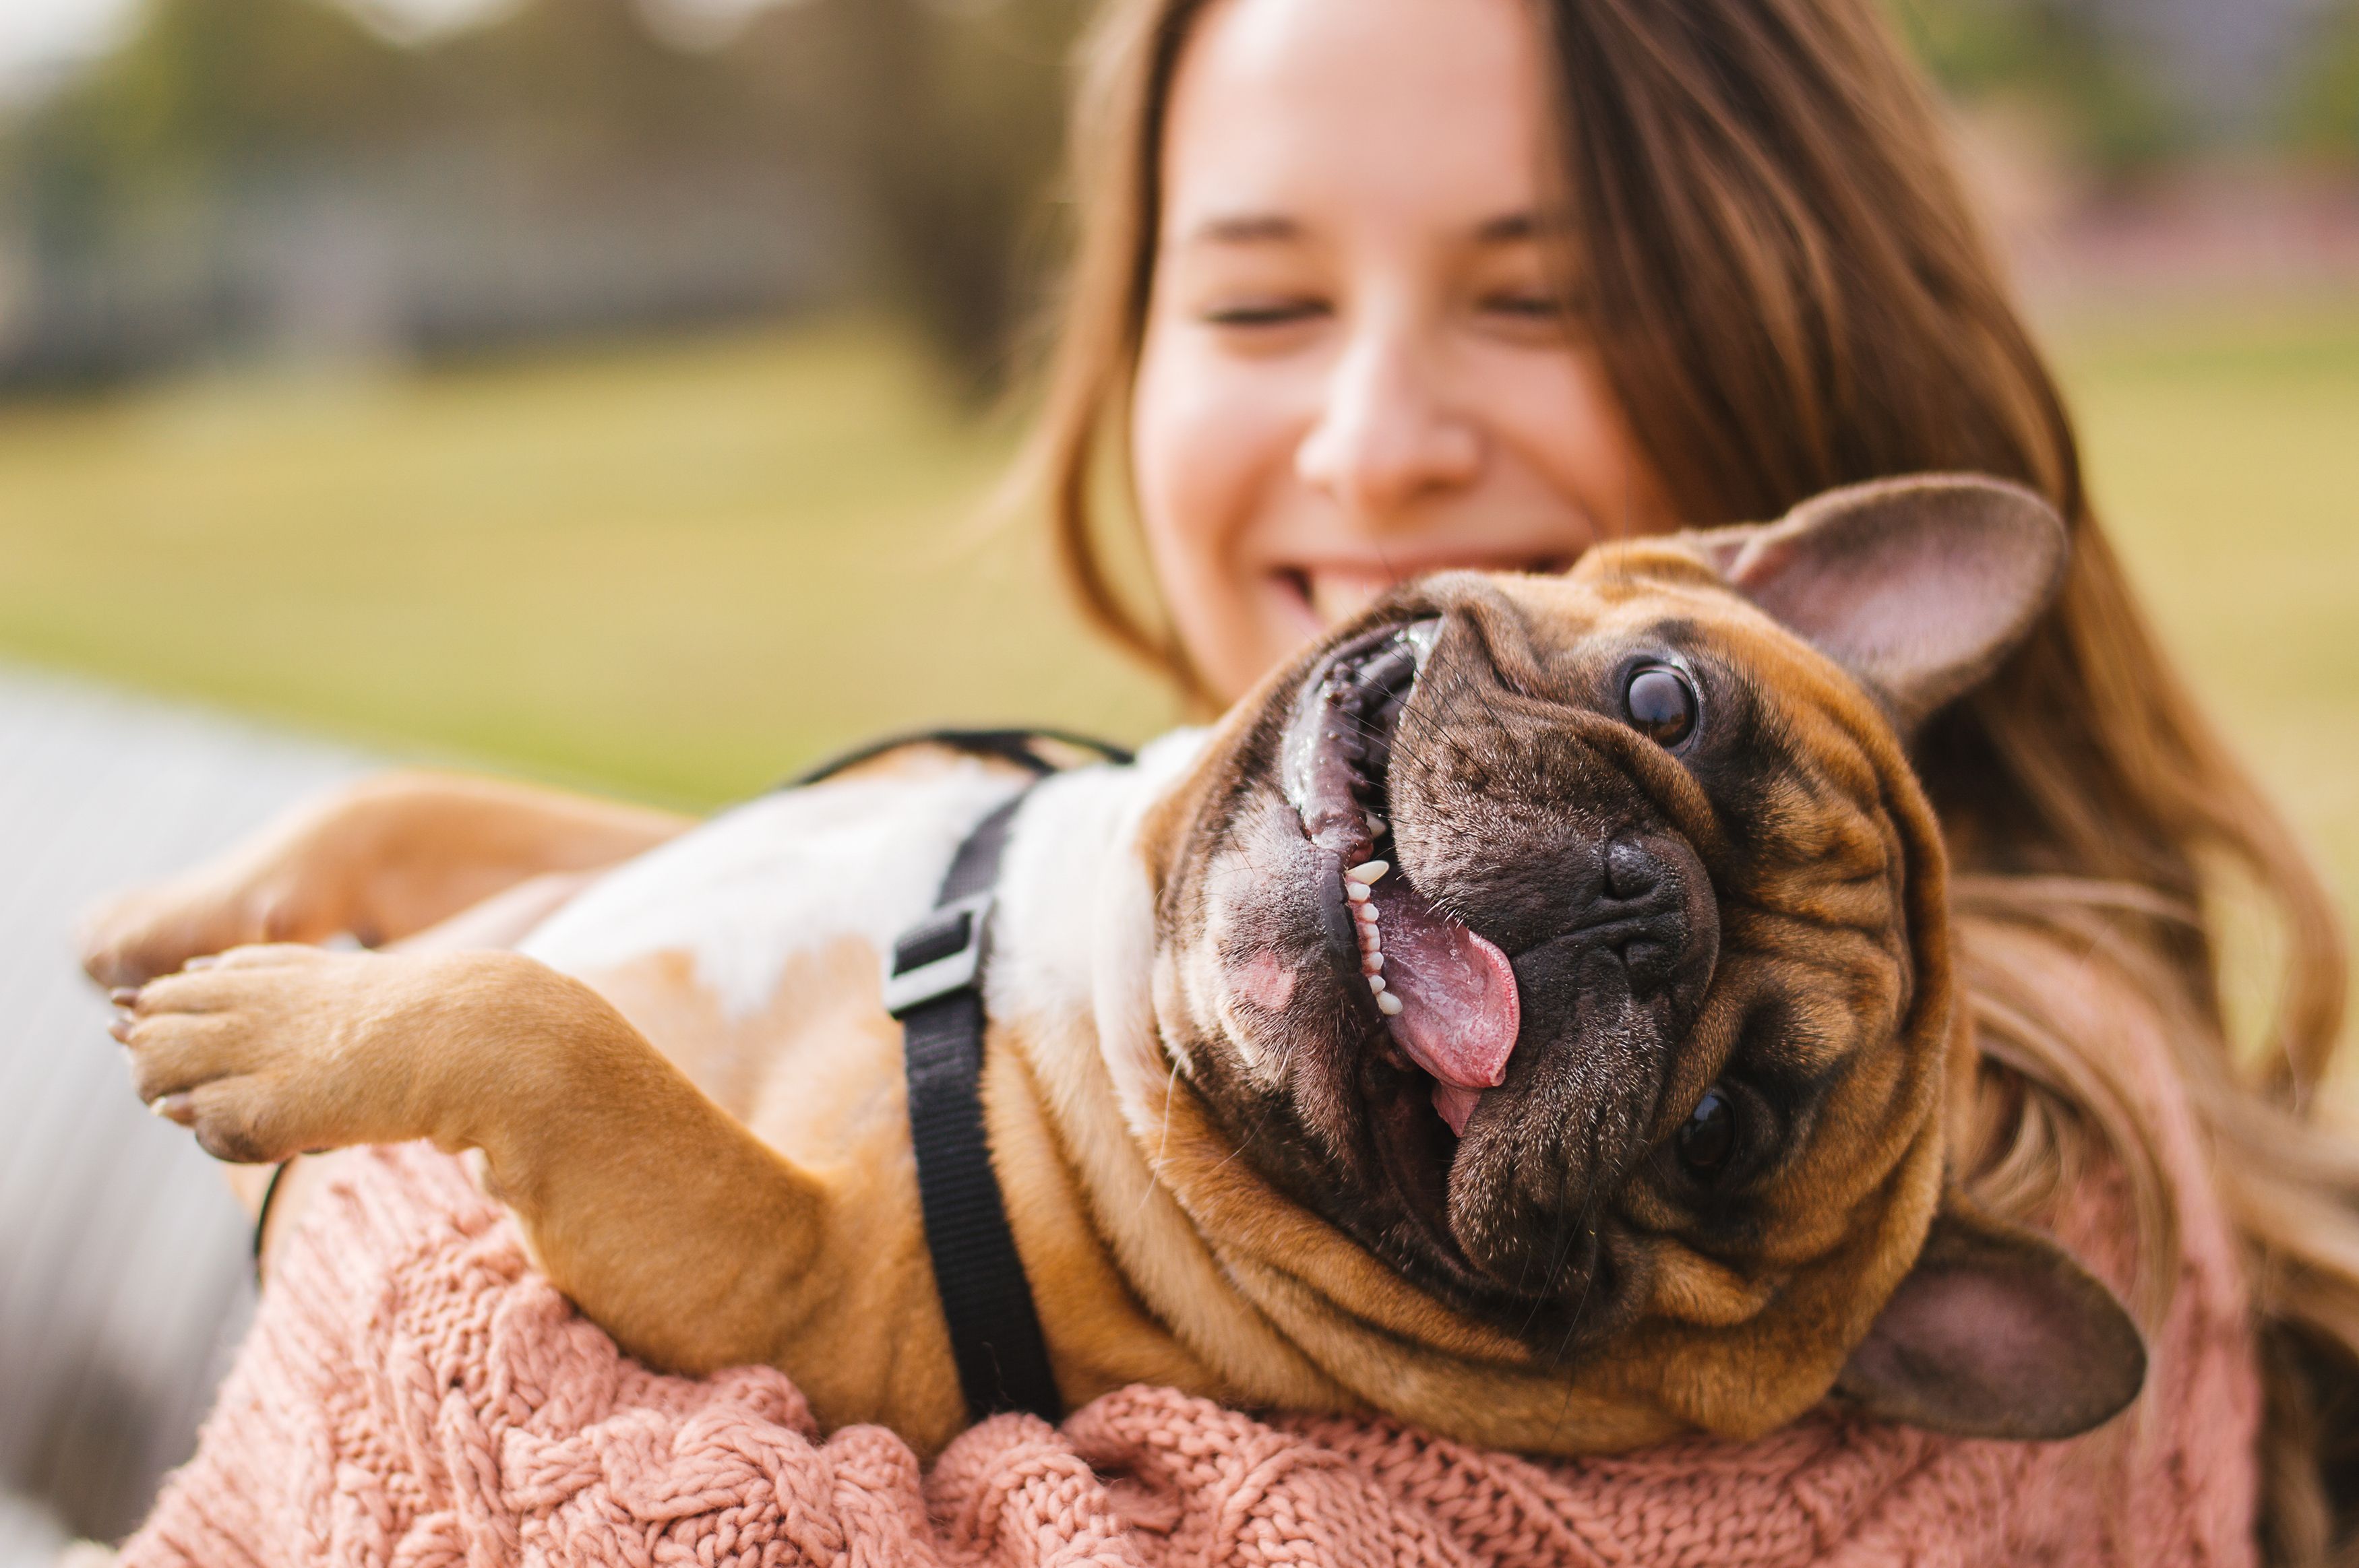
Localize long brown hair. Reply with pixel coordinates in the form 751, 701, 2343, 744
1016, 0, 2356, 1557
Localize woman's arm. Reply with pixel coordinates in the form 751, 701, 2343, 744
80, 770, 692, 989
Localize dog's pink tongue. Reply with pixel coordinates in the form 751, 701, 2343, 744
1370, 879, 1520, 1135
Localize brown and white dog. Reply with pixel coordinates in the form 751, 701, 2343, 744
90, 474, 2145, 1459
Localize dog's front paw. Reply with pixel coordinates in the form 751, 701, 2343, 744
110, 945, 452, 1164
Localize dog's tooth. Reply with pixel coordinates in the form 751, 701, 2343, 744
1368, 974, 1387, 995
1346, 860, 1389, 885
1364, 813, 1387, 835
1353, 902, 1379, 926
1367, 950, 1383, 971
1376, 991, 1404, 1016
1344, 881, 1370, 904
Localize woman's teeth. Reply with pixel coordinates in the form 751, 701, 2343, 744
1304, 569, 1404, 628
1347, 859, 1401, 1013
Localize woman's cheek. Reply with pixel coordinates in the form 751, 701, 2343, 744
1481, 342, 1663, 532
1132, 330, 1314, 692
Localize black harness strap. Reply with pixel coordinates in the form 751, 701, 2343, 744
853, 727, 1128, 1427
780, 727, 1132, 791
884, 794, 1059, 1424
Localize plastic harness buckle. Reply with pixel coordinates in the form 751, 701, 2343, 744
883, 893, 995, 1018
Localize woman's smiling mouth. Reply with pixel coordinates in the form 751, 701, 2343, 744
1275, 555, 1578, 632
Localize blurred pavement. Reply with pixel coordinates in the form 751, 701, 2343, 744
0, 666, 364, 1557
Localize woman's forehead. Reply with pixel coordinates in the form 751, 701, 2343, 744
1159, 0, 1554, 244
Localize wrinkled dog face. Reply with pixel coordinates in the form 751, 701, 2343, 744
1157, 561, 1921, 1346
1148, 476, 2147, 1440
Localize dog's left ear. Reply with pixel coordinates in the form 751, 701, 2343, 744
1833, 1197, 2146, 1439
1698, 473, 2071, 730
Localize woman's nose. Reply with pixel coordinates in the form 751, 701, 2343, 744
1295, 325, 1481, 520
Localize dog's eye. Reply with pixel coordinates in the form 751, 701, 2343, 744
1624, 665, 1697, 748
1677, 1086, 1737, 1177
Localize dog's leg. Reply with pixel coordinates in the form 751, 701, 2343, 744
111, 943, 834, 1377
80, 772, 691, 989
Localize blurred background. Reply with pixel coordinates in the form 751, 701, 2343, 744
0, 0, 2352, 801
0, 0, 2352, 1554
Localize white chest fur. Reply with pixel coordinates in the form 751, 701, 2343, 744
516, 734, 1208, 1032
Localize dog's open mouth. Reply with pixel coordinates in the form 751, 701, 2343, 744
1281, 619, 1522, 1138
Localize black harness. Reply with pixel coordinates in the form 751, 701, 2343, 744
789, 728, 1132, 1426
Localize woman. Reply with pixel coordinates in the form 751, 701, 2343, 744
1022, 0, 2356, 1559
84, 0, 2354, 1558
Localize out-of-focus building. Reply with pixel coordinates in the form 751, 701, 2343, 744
0, 150, 851, 386
0, 0, 1080, 391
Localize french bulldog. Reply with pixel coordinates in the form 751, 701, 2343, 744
96, 474, 2145, 1458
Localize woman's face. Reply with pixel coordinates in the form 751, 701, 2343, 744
1131, 0, 1670, 704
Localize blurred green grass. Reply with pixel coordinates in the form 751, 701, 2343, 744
0, 320, 1175, 808
2052, 297, 2359, 1022
0, 303, 2351, 982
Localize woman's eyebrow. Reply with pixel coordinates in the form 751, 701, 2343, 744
1177, 212, 1304, 247
1170, 210, 1560, 251
1473, 212, 1563, 245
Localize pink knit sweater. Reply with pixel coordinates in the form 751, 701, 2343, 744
125, 1054, 2260, 1568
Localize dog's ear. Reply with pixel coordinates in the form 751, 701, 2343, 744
1833, 1196, 2146, 1439
1695, 474, 2070, 730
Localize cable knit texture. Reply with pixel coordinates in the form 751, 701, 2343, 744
125, 987, 2261, 1566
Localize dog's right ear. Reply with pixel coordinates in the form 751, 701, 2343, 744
1694, 474, 2071, 730
1833, 1196, 2146, 1440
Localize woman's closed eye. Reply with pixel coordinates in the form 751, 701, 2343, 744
1477, 289, 1562, 316
1200, 295, 1331, 330
1473, 286, 1582, 339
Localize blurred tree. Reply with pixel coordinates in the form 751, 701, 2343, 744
431, 0, 774, 165
3, 0, 422, 259
22, 0, 422, 187
2284, 0, 2359, 161
732, 0, 1086, 394
1882, 0, 2195, 175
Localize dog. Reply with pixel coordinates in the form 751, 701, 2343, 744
92, 474, 2146, 1459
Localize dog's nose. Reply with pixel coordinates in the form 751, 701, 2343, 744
1587, 836, 1713, 1001
1604, 838, 1662, 899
